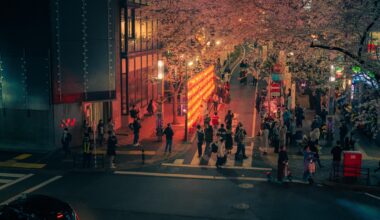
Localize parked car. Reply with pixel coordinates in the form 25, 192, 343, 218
0, 194, 79, 220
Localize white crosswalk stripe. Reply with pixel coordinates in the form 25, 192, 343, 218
0, 172, 34, 190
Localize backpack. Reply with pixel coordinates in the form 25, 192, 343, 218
211, 143, 218, 153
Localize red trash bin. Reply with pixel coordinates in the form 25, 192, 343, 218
343, 151, 362, 177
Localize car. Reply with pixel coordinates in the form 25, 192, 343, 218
0, 194, 79, 220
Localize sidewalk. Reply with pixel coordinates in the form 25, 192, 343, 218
254, 93, 380, 187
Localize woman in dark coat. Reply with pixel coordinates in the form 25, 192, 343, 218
225, 125, 233, 154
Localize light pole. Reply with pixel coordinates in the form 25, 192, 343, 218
184, 61, 193, 142
157, 60, 164, 141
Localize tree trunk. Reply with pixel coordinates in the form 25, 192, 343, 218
172, 90, 178, 124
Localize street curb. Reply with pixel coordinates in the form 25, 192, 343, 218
322, 180, 380, 193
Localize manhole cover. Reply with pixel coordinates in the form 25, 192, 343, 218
233, 203, 250, 210
238, 183, 254, 189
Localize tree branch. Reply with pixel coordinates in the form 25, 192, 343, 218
357, 11, 380, 58
310, 42, 365, 64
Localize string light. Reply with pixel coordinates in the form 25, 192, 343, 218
107, 0, 114, 96
81, 0, 89, 100
55, 0, 62, 102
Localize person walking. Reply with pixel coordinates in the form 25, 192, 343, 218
213, 94, 219, 112
129, 104, 140, 120
279, 125, 287, 150
277, 146, 289, 182
204, 124, 214, 158
82, 133, 92, 168
211, 112, 219, 130
262, 122, 270, 155
147, 99, 155, 116
224, 110, 234, 128
303, 146, 316, 182
203, 113, 211, 127
295, 104, 304, 128
107, 118, 115, 136
235, 123, 248, 160
107, 131, 117, 169
132, 118, 141, 146
216, 138, 227, 168
331, 141, 343, 178
225, 124, 233, 154
61, 127, 72, 158
163, 123, 174, 153
287, 118, 296, 146
272, 122, 280, 153
196, 125, 205, 157
97, 119, 105, 146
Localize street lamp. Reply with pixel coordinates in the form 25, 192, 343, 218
157, 60, 165, 141
184, 60, 193, 142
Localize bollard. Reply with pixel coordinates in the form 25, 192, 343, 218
141, 148, 145, 164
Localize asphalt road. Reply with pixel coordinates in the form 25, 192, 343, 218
28, 171, 380, 220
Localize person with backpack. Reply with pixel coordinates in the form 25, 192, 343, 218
216, 124, 227, 140
163, 123, 174, 153
132, 118, 141, 146
204, 124, 214, 159
61, 127, 72, 158
196, 125, 205, 157
235, 123, 248, 160
82, 133, 92, 168
107, 131, 117, 169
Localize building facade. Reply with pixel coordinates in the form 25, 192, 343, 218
0, 0, 159, 151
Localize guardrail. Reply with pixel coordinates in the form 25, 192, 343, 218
329, 165, 370, 185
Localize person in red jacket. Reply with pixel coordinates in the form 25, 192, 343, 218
211, 112, 219, 130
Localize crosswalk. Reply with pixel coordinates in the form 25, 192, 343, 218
0, 172, 34, 190
162, 138, 266, 170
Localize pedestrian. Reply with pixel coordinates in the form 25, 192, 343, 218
203, 113, 211, 127
163, 123, 174, 153
224, 110, 234, 128
107, 117, 115, 136
262, 122, 270, 155
287, 118, 296, 146
204, 123, 214, 159
235, 123, 248, 160
216, 138, 227, 168
107, 131, 117, 169
320, 107, 328, 124
129, 104, 140, 120
303, 146, 316, 181
147, 99, 155, 116
132, 118, 141, 146
213, 94, 219, 112
295, 104, 304, 127
217, 85, 224, 104
61, 127, 72, 157
272, 123, 280, 153
82, 133, 92, 168
217, 123, 227, 140
225, 124, 233, 154
277, 146, 289, 182
279, 125, 287, 149
327, 116, 334, 140
339, 123, 348, 148
211, 112, 219, 130
196, 125, 205, 157
97, 119, 105, 146
331, 141, 342, 178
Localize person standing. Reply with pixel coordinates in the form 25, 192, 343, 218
225, 124, 233, 154
262, 122, 270, 155
211, 112, 220, 130
279, 125, 287, 150
277, 146, 289, 182
331, 141, 343, 178
97, 119, 105, 146
61, 127, 72, 157
295, 104, 304, 127
82, 133, 92, 168
216, 138, 226, 168
196, 125, 205, 157
204, 124, 214, 158
235, 123, 248, 160
213, 94, 219, 112
132, 118, 141, 146
147, 99, 155, 116
107, 131, 117, 169
339, 123, 348, 147
272, 123, 280, 153
163, 123, 174, 153
107, 118, 115, 136
224, 110, 234, 128
129, 104, 140, 120
216, 124, 227, 140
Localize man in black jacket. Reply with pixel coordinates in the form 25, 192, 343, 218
163, 123, 174, 153
132, 118, 141, 146
196, 125, 205, 157
204, 124, 214, 158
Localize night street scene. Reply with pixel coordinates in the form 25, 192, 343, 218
1, 0, 380, 219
